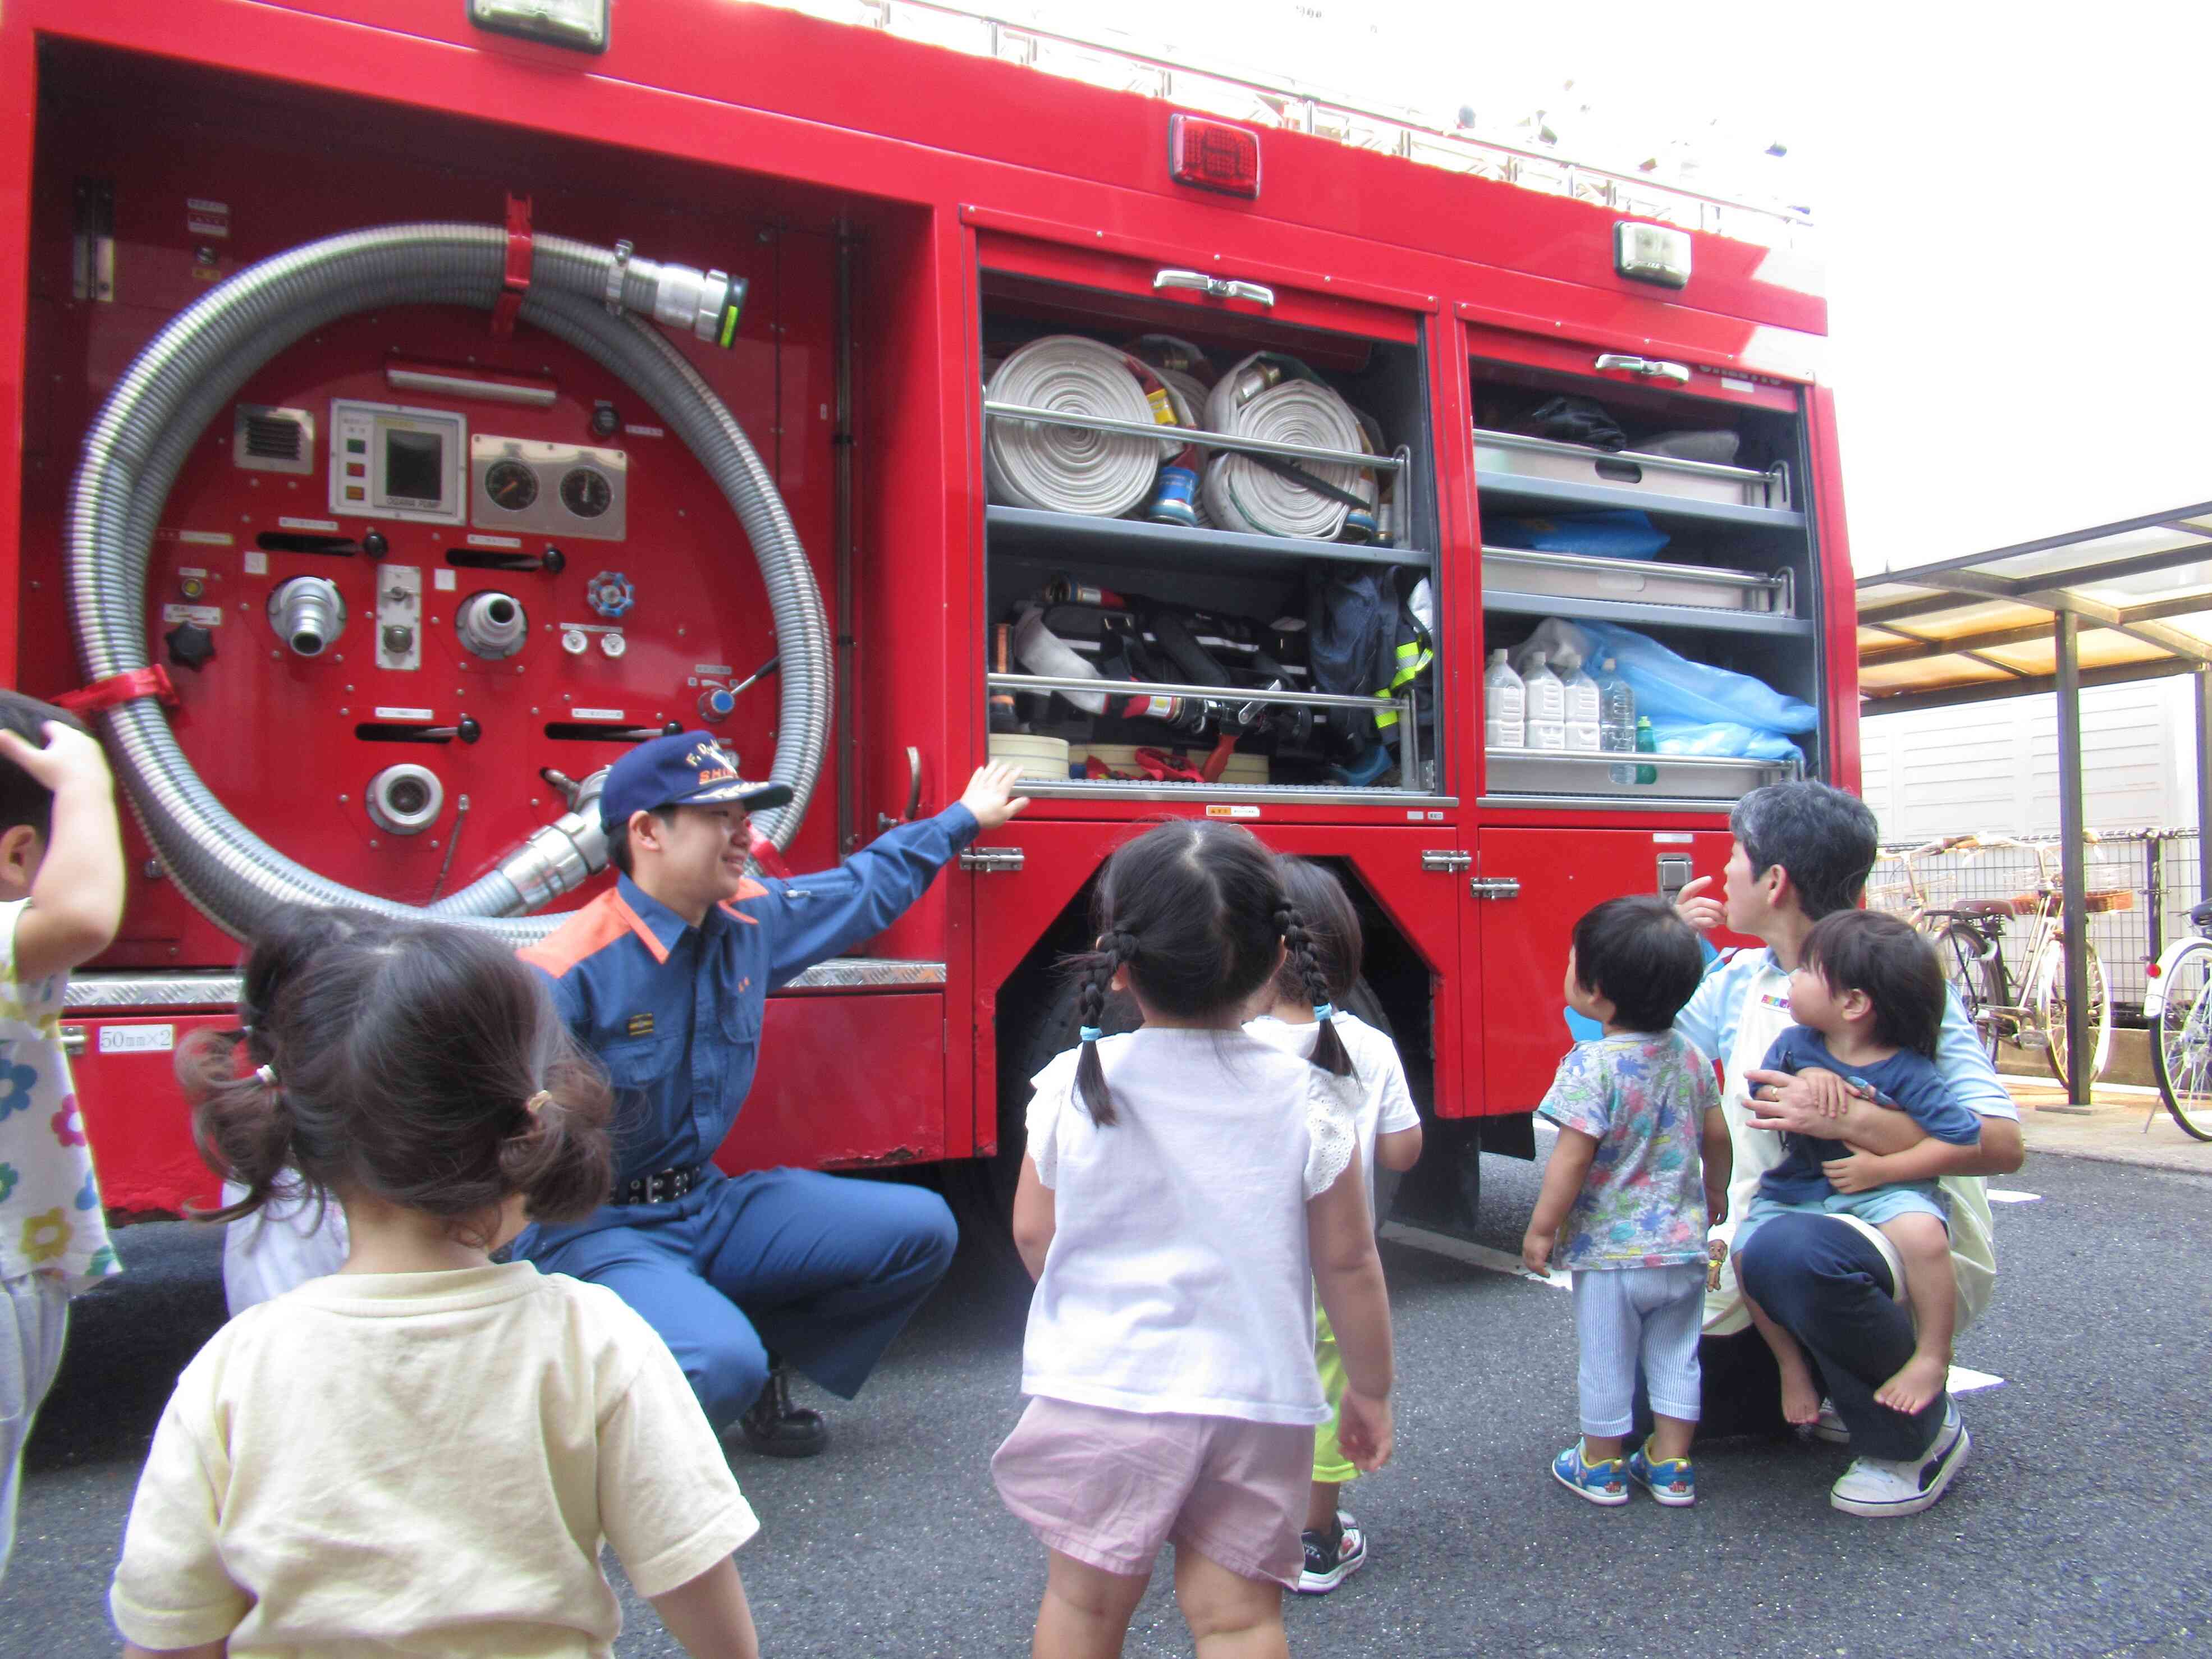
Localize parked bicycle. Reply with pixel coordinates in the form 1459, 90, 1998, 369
1914, 833, 2119, 1097
2142, 899, 2212, 1139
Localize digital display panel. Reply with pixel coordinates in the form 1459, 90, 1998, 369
384, 428, 447, 505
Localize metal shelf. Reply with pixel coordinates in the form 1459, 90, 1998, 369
987, 505, 1429, 571
1483, 746, 1799, 801
1475, 469, 1806, 532
1481, 586, 1815, 638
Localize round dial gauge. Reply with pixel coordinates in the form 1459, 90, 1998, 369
560, 467, 613, 520
483, 459, 538, 512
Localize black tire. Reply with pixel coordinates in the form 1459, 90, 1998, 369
1932, 923, 2002, 1064
2150, 938, 2212, 1140
944, 977, 1396, 1272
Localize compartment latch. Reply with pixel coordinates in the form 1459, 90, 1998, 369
1468, 876, 1522, 901
1155, 269, 1276, 308
1593, 352, 1691, 386
959, 847, 1026, 874
1657, 854, 1695, 904
1421, 850, 1471, 874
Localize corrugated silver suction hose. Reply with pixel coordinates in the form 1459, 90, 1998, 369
65, 223, 828, 945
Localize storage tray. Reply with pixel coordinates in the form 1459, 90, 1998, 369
1483, 747, 1799, 801
1474, 428, 1790, 510
1482, 546, 1794, 615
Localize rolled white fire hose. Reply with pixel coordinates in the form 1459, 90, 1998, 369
1202, 352, 1374, 540
984, 336, 1174, 518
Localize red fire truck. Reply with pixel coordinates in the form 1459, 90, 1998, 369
0, 0, 1853, 1239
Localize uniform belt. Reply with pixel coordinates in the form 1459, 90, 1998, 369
613, 1162, 711, 1206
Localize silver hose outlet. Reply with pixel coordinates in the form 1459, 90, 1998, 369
365, 764, 443, 836
268, 576, 346, 657
630, 255, 746, 345
455, 590, 528, 659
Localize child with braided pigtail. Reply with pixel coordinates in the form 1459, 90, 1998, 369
996, 821, 1396, 1659
109, 908, 764, 1659
1246, 858, 1423, 1595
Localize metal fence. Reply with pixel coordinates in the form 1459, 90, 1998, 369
1866, 829, 2204, 1025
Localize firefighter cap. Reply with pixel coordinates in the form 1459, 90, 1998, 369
599, 730, 794, 831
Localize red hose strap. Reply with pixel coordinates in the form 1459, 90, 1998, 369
491, 193, 533, 340
747, 823, 793, 881
56, 665, 180, 716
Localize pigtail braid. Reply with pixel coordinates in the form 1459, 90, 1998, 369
1281, 903, 1353, 1078
1073, 932, 1130, 1126
179, 1026, 301, 1223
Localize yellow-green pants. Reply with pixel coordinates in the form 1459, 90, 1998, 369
1312, 1304, 1357, 1485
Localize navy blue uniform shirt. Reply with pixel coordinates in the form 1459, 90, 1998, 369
520, 804, 980, 1184
1756, 1024, 1982, 1205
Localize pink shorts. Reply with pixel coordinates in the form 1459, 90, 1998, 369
991, 1395, 1312, 1588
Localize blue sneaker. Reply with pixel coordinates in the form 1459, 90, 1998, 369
1552, 1441, 1628, 1506
1627, 1442, 1696, 1507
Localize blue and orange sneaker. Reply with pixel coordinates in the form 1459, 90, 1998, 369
1552, 1441, 1628, 1506
1627, 1441, 1696, 1507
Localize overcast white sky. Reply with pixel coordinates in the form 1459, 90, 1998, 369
1014, 0, 2212, 574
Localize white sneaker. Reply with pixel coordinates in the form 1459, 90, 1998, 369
1829, 1404, 1968, 1518
1811, 1398, 1851, 1445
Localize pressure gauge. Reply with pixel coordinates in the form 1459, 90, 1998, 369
560, 467, 613, 520
483, 459, 539, 512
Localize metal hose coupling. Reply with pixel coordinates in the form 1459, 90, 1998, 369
268, 576, 346, 656
607, 241, 747, 347
494, 764, 611, 910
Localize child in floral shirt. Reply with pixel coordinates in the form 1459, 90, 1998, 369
0, 694, 126, 1581
1523, 896, 1731, 1508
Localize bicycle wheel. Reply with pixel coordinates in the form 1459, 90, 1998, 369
2150, 937, 2212, 1139
1932, 923, 2000, 1063
2039, 940, 2112, 1095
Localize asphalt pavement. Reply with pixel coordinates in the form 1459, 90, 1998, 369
5, 1139, 2209, 1658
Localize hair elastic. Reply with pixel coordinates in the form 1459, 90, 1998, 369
1312, 1003, 1336, 1023
523, 1089, 552, 1115
254, 1064, 278, 1087
1078, 1026, 1105, 1043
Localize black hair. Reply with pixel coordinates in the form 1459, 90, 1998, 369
1269, 857, 1362, 1010
0, 690, 93, 842
1729, 781, 1880, 922
1800, 908, 1946, 1058
1570, 895, 1707, 1034
1069, 822, 1348, 1124
606, 805, 676, 879
178, 906, 614, 1245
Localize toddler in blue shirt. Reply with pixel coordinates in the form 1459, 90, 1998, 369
1733, 909, 1983, 1424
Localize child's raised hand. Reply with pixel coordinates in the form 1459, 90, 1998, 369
0, 721, 111, 795
1794, 1067, 1857, 1119
1673, 874, 1724, 933
1520, 1227, 1555, 1278
1337, 1388, 1394, 1473
1820, 1151, 1887, 1194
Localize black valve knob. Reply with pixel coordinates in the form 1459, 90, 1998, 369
541, 546, 567, 576
456, 716, 482, 746
164, 621, 217, 672
661, 721, 684, 737
361, 530, 390, 558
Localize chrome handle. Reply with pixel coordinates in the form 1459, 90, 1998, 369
1155, 269, 1277, 307
959, 847, 1026, 874
61, 1024, 86, 1057
1468, 876, 1522, 900
1594, 353, 1691, 386
1421, 850, 1472, 874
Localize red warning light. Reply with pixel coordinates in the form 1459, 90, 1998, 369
1169, 115, 1261, 199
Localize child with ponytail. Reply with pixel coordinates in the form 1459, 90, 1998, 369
1245, 858, 1423, 1595
109, 908, 763, 1659
994, 822, 1396, 1659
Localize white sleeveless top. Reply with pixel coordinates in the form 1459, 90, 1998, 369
1022, 1028, 1355, 1426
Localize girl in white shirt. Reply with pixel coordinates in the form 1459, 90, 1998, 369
996, 821, 1396, 1659
1245, 856, 1423, 1595
110, 909, 762, 1659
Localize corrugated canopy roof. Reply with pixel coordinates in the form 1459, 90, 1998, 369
1858, 503, 2212, 713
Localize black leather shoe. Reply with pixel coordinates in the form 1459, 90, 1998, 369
737, 1364, 828, 1459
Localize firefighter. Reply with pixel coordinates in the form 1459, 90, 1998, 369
515, 735, 1030, 1457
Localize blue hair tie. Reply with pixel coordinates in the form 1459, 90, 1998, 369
1079, 1026, 1105, 1043
1313, 1003, 1336, 1023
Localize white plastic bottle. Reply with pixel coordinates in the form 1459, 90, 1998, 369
1559, 654, 1601, 752
1483, 649, 1526, 749
1522, 650, 1567, 751
1597, 655, 1637, 782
